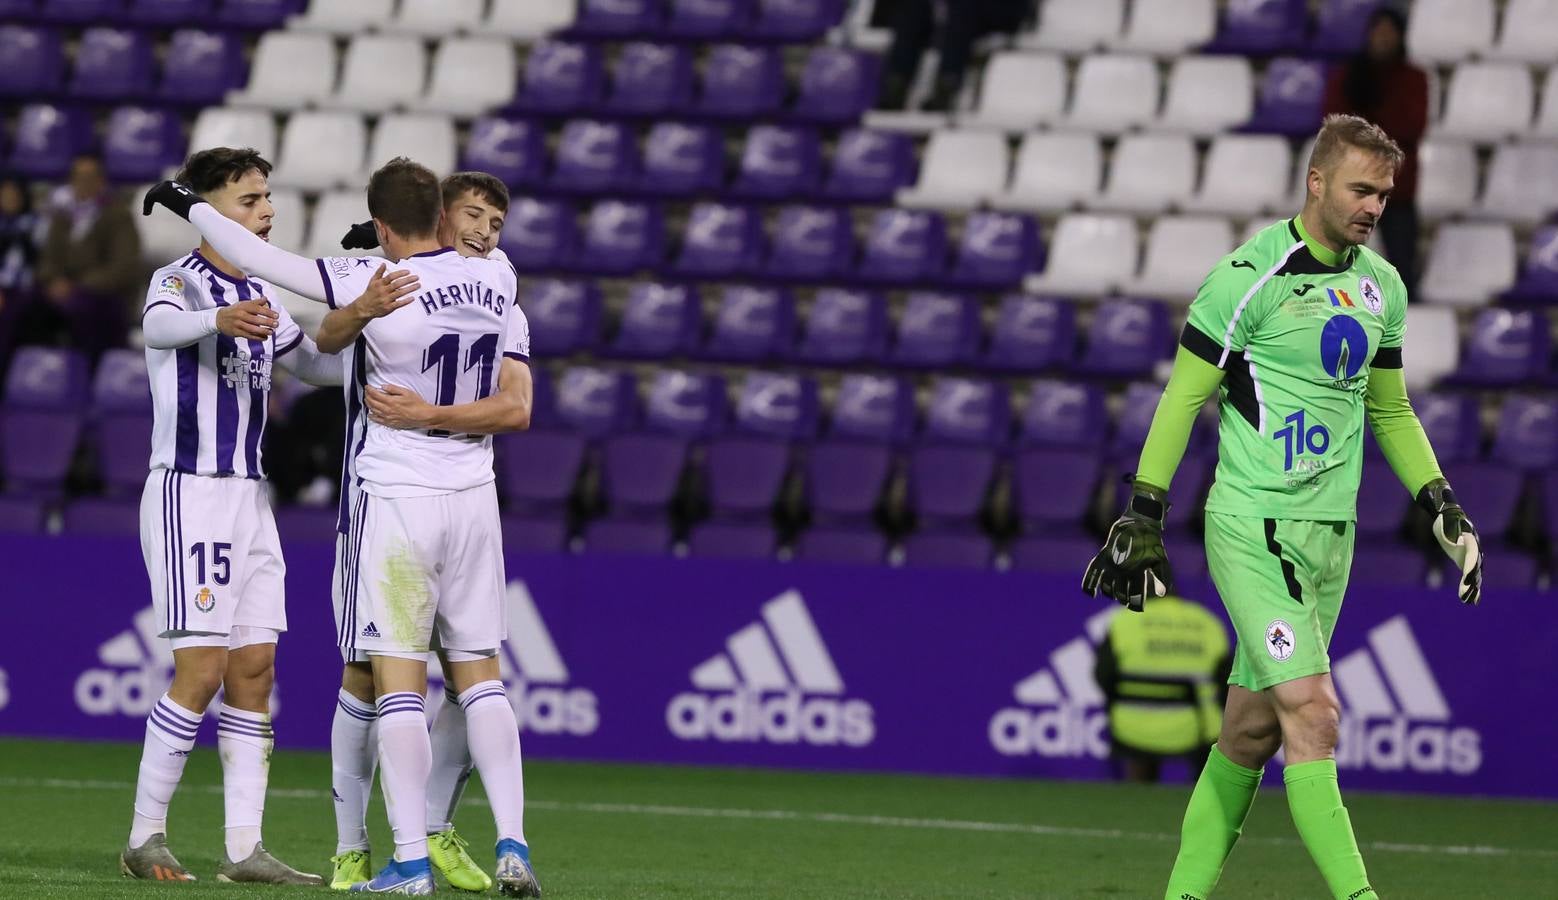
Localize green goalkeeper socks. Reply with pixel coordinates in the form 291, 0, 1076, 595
1163, 746, 1263, 900
1284, 758, 1374, 899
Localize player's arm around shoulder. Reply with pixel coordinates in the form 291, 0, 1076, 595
365, 357, 532, 434
315, 263, 421, 354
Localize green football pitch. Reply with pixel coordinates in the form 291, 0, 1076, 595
1, 739, 1554, 899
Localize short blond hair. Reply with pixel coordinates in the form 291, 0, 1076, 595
1308, 113, 1404, 175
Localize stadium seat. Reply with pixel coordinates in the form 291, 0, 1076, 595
103, 107, 184, 183
890, 292, 979, 369
793, 526, 887, 565
1076, 298, 1173, 378
697, 44, 783, 119
907, 432, 997, 528
1406, 0, 1495, 65
583, 517, 671, 555
500, 514, 570, 555
1418, 222, 1517, 307
897, 130, 1008, 211
0, 25, 63, 98
303, 190, 375, 259
600, 431, 689, 515
90, 348, 152, 499
576, 199, 665, 275
1490, 0, 1558, 62
601, 42, 693, 118
1504, 226, 1558, 304
1018, 380, 1107, 448
60, 498, 142, 537
763, 204, 852, 282
496, 430, 587, 512
138, 188, 198, 263
227, 31, 336, 110
805, 440, 891, 523
1024, 214, 1139, 297
510, 41, 605, 116
982, 295, 1074, 374
555, 366, 638, 438
219, 0, 303, 29
570, 0, 663, 38
5, 105, 87, 181
791, 46, 879, 125
990, 133, 1102, 213
1476, 143, 1558, 227
1110, 382, 1189, 460
291, 0, 393, 33
419, 38, 518, 117
665, 0, 751, 39
637, 122, 725, 197
1246, 57, 1325, 135
958, 52, 1066, 132
820, 128, 917, 203
1095, 134, 1196, 213
901, 533, 994, 570
188, 107, 277, 159
1307, 0, 1379, 57
1537, 67, 1558, 139
1202, 0, 1304, 55
1186, 135, 1290, 216
387, 0, 487, 36
498, 198, 578, 272
946, 212, 1042, 290
329, 35, 426, 112
1451, 308, 1552, 387
701, 285, 796, 362
609, 283, 701, 358
1349, 543, 1428, 586
855, 208, 947, 286
1013, 447, 1103, 531
364, 113, 457, 180
1415, 393, 1483, 463
1009, 533, 1101, 573
645, 370, 727, 439
731, 370, 819, 441
795, 288, 888, 366
1287, 135, 1318, 208
520, 279, 602, 355
158, 30, 246, 105
1436, 63, 1534, 142
750, 0, 842, 42
1416, 141, 1478, 219
729, 125, 822, 199
830, 373, 915, 444
461, 117, 547, 189
923, 377, 1009, 447
1128, 216, 1235, 300
670, 202, 764, 279
1019, 0, 1124, 52
1399, 306, 1460, 393
1111, 0, 1216, 55
69, 27, 154, 101
273, 112, 366, 192
1156, 56, 1253, 135
127, 0, 217, 25
1490, 396, 1558, 470
487, 0, 578, 39
688, 522, 777, 560
1062, 54, 1159, 133
1, 347, 88, 498
549, 119, 637, 195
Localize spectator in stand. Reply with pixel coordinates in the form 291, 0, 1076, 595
1323, 7, 1427, 298
877, 0, 1035, 112
0, 174, 42, 372
25, 154, 142, 358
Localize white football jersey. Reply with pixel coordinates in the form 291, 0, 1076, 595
317, 248, 528, 500
144, 250, 304, 480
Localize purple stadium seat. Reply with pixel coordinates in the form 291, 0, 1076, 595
924, 377, 1009, 446
1076, 299, 1174, 378
527, 366, 558, 430
701, 285, 795, 362
1204, 0, 1305, 55
1103, 455, 1211, 532
689, 521, 776, 559
795, 288, 888, 365
7, 104, 91, 181
821, 128, 917, 203
764, 205, 854, 282
462, 117, 548, 189
270, 504, 340, 546
520, 279, 601, 356
609, 283, 701, 359
549, 119, 637, 195
1019, 381, 1108, 448
38, 0, 120, 22
637, 122, 725, 197
983, 295, 1075, 374
1459, 541, 1539, 590
498, 198, 578, 272
902, 532, 994, 569
217, 0, 301, 28
697, 44, 783, 119
891, 292, 979, 369
1441, 461, 1525, 537
1415, 392, 1483, 463
0, 495, 47, 534
91, 348, 151, 498
1163, 533, 1208, 581
1354, 457, 1409, 537
496, 429, 586, 512
946, 213, 1043, 290
729, 125, 822, 200
806, 440, 891, 521
60, 497, 140, 536
570, 0, 664, 38
577, 199, 665, 275
158, 30, 245, 105
1348, 542, 1428, 587
855, 209, 947, 286
1010, 533, 1105, 574
584, 517, 672, 555
1111, 382, 1179, 460
1450, 308, 1551, 387
1246, 58, 1326, 136
602, 431, 689, 513
1013, 448, 1103, 530
705, 435, 791, 517
644, 370, 727, 439
3, 346, 89, 497
604, 42, 694, 117
791, 47, 880, 125
1490, 396, 1558, 471
794, 525, 886, 565
104, 107, 185, 183
1544, 474, 1558, 541
69, 27, 154, 101
667, 0, 752, 39
671, 202, 764, 279
554, 366, 638, 438
1308, 0, 1381, 58
829, 373, 915, 444
511, 41, 605, 116
128, 0, 215, 25
750, 0, 844, 42
0, 25, 64, 98
733, 371, 819, 440
1504, 227, 1558, 305
501, 513, 570, 555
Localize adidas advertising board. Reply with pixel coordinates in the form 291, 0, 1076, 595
2, 534, 1554, 799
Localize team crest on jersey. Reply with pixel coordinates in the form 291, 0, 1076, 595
194, 587, 215, 613
1358, 275, 1383, 316
156, 274, 185, 299
1266, 619, 1295, 661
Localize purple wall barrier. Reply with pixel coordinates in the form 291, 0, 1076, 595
0, 533, 1552, 798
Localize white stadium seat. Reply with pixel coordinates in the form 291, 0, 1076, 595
1128, 215, 1236, 300
418, 38, 519, 117
1018, 0, 1124, 52
188, 108, 277, 159
265, 188, 305, 253
387, 0, 488, 37
290, 0, 394, 34
488, 0, 578, 40
1112, 0, 1216, 56
137, 189, 198, 265
363, 113, 458, 181
1406, 0, 1496, 65
1536, 67, 1558, 139
227, 32, 336, 110
329, 35, 428, 112
896, 130, 1009, 211
1241, 218, 1283, 244
1491, 0, 1558, 63
1418, 222, 1517, 307
1024, 214, 1139, 297
1062, 54, 1159, 133
1436, 63, 1533, 141
1094, 134, 1195, 214
1290, 136, 1317, 209
1416, 141, 1478, 219
1401, 306, 1460, 393
958, 53, 1066, 132
273, 111, 367, 191
1156, 56, 1254, 135
1476, 142, 1558, 226
306, 190, 381, 260
1186, 135, 1290, 216
990, 132, 1102, 213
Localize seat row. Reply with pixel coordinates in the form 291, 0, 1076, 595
0, 0, 299, 29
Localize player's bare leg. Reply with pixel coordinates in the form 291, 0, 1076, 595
332, 661, 378, 889
352, 655, 435, 894
427, 651, 490, 892
448, 656, 540, 897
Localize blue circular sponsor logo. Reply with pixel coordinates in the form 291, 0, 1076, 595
1320, 315, 1369, 381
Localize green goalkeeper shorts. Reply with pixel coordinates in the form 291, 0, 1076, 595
1203, 512, 1355, 692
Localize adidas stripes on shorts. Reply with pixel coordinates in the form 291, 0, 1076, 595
1203, 512, 1355, 692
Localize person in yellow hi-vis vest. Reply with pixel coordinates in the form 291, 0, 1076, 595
1094, 594, 1232, 783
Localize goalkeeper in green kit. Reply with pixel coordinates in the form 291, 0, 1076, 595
1082, 114, 1484, 900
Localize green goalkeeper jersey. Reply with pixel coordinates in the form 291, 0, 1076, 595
1182, 217, 1407, 521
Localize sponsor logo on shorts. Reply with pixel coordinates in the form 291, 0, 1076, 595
194, 587, 215, 613
1265, 620, 1295, 661
361, 621, 380, 638
989, 609, 1113, 759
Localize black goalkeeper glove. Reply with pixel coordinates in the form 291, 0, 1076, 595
1417, 478, 1482, 605
1082, 478, 1173, 613
341, 220, 379, 251
141, 180, 202, 220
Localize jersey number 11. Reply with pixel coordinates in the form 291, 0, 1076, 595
422, 332, 499, 437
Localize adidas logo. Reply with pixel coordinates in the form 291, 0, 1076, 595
666, 590, 874, 748
361, 621, 381, 638
1332, 615, 1480, 775
0, 667, 9, 712
74, 605, 175, 717
989, 609, 1113, 759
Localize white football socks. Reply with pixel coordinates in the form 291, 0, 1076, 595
426, 686, 472, 835
376, 692, 431, 862
459, 680, 528, 846
331, 689, 378, 854
216, 703, 272, 862
129, 694, 201, 849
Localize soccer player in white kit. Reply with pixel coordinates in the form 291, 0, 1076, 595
123, 148, 337, 885
144, 157, 540, 897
